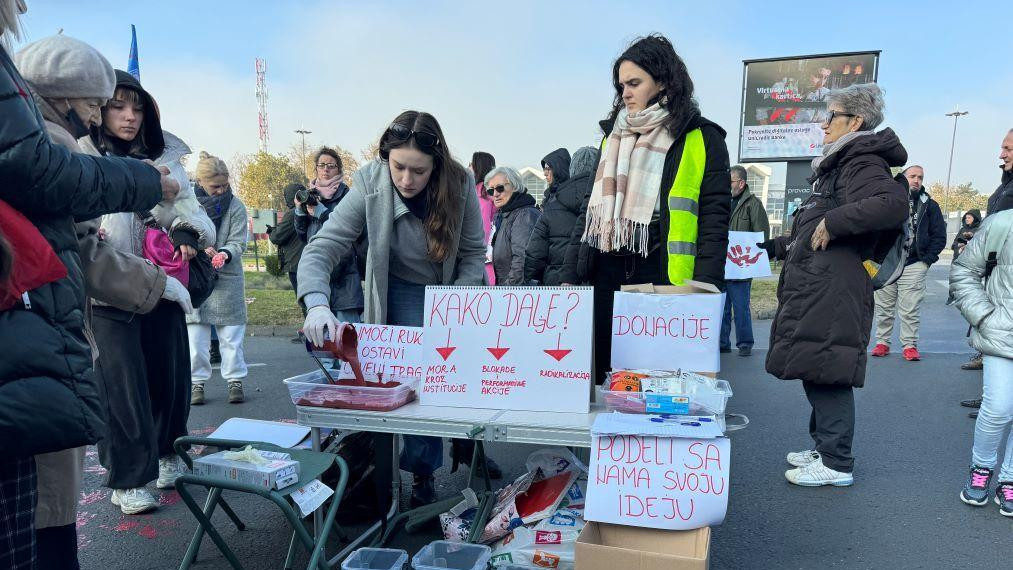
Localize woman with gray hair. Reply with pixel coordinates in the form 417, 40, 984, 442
759, 83, 908, 487
487, 166, 540, 285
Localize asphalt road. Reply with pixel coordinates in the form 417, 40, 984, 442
77, 262, 1006, 569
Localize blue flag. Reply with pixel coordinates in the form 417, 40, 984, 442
127, 25, 140, 81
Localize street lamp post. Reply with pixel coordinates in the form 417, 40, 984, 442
943, 108, 969, 217
295, 128, 312, 181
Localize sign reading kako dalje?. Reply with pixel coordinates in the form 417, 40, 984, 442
338, 323, 424, 380
421, 286, 593, 412
610, 284, 724, 373
724, 231, 772, 280
585, 419, 730, 530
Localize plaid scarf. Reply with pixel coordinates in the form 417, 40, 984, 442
582, 103, 675, 254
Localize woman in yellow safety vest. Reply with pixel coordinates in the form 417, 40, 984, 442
560, 34, 732, 383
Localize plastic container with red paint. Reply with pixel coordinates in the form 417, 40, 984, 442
284, 370, 418, 412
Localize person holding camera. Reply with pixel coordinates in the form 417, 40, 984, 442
295, 147, 363, 322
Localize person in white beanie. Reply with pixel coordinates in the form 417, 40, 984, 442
14, 33, 196, 565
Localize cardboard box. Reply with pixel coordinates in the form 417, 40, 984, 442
575, 522, 710, 570
193, 451, 300, 490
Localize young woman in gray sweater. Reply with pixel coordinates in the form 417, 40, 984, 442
298, 110, 487, 506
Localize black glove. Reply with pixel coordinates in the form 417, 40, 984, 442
757, 240, 776, 258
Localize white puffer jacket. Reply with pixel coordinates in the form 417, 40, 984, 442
78, 130, 215, 257
949, 210, 1013, 359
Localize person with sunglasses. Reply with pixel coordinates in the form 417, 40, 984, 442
295, 147, 364, 324
487, 166, 540, 285
758, 83, 908, 487
298, 110, 487, 507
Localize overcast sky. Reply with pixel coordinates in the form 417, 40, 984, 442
16, 0, 1012, 193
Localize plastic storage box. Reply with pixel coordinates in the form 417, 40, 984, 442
284, 370, 418, 412
411, 541, 492, 570
342, 548, 409, 570
599, 379, 733, 417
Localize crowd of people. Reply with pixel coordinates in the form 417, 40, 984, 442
2, 0, 1013, 567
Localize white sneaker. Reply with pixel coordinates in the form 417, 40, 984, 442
785, 460, 854, 487
156, 456, 182, 489
786, 449, 821, 468
111, 488, 158, 515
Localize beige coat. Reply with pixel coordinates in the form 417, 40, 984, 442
32, 92, 167, 529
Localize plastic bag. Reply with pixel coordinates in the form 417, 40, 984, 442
489, 509, 586, 569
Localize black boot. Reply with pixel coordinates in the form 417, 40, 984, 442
450, 440, 503, 480
410, 474, 436, 508
209, 339, 221, 364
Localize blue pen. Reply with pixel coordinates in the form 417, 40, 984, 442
659, 414, 712, 422
650, 418, 701, 426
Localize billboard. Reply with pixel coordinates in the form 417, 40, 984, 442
738, 51, 880, 162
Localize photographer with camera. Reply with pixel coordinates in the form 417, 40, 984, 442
295, 147, 363, 322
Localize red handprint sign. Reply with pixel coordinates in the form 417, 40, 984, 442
725, 231, 772, 279
727, 245, 763, 267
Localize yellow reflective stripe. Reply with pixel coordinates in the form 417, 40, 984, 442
666, 128, 707, 285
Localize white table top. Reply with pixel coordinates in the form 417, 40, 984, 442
296, 401, 607, 448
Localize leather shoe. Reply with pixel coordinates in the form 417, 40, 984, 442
960, 398, 982, 409
969, 411, 979, 419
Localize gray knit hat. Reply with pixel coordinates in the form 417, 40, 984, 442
569, 146, 601, 178
14, 34, 115, 99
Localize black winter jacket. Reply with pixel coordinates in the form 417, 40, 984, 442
951, 209, 982, 258
765, 129, 908, 388
541, 148, 571, 193
0, 47, 162, 457
562, 113, 731, 288
492, 192, 540, 285
524, 172, 590, 285
907, 186, 947, 266
988, 170, 1013, 215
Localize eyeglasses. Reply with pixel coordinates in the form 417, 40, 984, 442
316, 162, 340, 170
387, 123, 440, 149
486, 183, 511, 195
822, 110, 856, 126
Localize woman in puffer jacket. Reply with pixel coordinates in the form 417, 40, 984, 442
14, 33, 195, 567
78, 70, 214, 516
950, 210, 1013, 517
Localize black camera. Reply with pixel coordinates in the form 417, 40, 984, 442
295, 188, 320, 207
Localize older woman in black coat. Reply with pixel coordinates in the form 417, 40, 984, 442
761, 83, 908, 488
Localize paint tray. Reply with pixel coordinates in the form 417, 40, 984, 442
284, 370, 418, 412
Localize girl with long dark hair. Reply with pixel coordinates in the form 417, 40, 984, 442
562, 34, 732, 382
298, 110, 486, 506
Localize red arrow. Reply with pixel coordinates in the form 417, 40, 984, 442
486, 329, 510, 360
544, 333, 572, 362
435, 329, 456, 361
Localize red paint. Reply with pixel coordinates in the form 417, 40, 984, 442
157, 492, 181, 506
138, 524, 158, 539
113, 519, 141, 532
486, 329, 510, 360
435, 329, 457, 361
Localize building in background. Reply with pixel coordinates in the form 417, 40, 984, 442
741, 163, 784, 236
519, 167, 547, 204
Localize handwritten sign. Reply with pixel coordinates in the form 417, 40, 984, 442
585, 422, 730, 530
337, 324, 424, 380
610, 291, 723, 373
421, 286, 593, 412
725, 231, 772, 280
